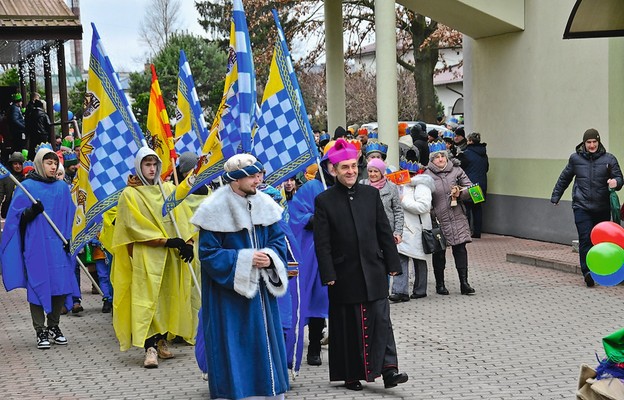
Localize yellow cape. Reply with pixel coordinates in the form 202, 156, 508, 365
111, 182, 200, 351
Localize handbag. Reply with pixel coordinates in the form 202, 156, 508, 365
419, 215, 447, 254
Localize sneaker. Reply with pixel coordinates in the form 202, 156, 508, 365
156, 338, 174, 359
36, 330, 50, 349
48, 326, 68, 345
144, 347, 159, 368
102, 299, 112, 313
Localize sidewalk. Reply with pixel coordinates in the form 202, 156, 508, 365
0, 233, 619, 399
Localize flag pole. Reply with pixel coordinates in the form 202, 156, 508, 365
316, 157, 327, 190
9, 174, 103, 296
157, 180, 202, 299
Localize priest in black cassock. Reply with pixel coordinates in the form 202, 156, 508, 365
313, 138, 409, 391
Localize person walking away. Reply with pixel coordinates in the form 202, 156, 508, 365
551, 128, 623, 287
190, 153, 290, 400
425, 140, 476, 295
459, 132, 489, 238
314, 138, 409, 391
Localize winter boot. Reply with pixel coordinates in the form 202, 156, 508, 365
433, 267, 449, 295
458, 268, 475, 295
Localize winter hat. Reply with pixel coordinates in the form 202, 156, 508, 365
455, 126, 466, 138
7, 151, 25, 163
427, 129, 440, 141
222, 153, 264, 183
366, 158, 386, 175
327, 138, 358, 164
178, 151, 199, 175
583, 128, 600, 142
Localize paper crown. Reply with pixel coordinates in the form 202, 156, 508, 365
35, 142, 53, 154
62, 151, 78, 166
399, 159, 421, 173
367, 130, 379, 140
24, 160, 34, 167
365, 141, 388, 157
442, 130, 455, 140
346, 138, 361, 152
428, 140, 447, 154
319, 132, 330, 143
61, 137, 81, 148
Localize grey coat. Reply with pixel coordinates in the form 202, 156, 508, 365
425, 159, 473, 246
360, 178, 404, 236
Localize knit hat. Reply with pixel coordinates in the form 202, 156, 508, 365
178, 152, 199, 175
367, 158, 386, 175
427, 129, 440, 141
455, 126, 465, 138
327, 138, 358, 164
222, 153, 264, 183
583, 128, 600, 142
333, 126, 347, 140
7, 151, 25, 163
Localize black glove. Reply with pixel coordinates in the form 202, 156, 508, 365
164, 238, 186, 249
304, 216, 314, 231
179, 243, 194, 263
63, 239, 71, 254
22, 200, 44, 223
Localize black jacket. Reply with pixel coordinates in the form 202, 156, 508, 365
551, 142, 624, 212
313, 181, 401, 304
459, 143, 489, 194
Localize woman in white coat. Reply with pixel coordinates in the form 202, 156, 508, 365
390, 164, 436, 302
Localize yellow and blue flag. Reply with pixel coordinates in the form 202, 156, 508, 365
174, 49, 208, 156
251, 9, 320, 186
71, 23, 144, 255
161, 0, 256, 214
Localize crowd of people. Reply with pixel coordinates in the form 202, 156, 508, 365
0, 108, 497, 398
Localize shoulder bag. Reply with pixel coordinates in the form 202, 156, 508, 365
419, 215, 447, 254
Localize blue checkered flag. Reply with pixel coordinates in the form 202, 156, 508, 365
252, 9, 320, 186
71, 23, 144, 256
174, 49, 208, 156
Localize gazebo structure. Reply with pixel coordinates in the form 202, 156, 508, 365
0, 0, 82, 146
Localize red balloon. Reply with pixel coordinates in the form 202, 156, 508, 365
591, 221, 624, 247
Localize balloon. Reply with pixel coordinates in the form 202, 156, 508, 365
590, 266, 624, 286
67, 111, 74, 120
586, 242, 624, 275
591, 221, 624, 247
53, 102, 61, 112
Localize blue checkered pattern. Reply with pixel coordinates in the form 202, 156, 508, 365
89, 111, 140, 200
232, 0, 256, 153
251, 10, 319, 187
0, 162, 9, 179
175, 49, 208, 156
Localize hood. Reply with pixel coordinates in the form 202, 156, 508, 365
466, 143, 487, 157
408, 173, 435, 191
133, 146, 162, 186
34, 148, 58, 178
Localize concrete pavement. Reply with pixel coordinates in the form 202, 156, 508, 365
0, 233, 621, 399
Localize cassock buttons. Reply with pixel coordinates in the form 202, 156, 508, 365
350, 196, 353, 200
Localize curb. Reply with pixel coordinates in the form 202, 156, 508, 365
506, 251, 582, 275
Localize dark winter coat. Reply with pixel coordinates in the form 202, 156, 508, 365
411, 127, 429, 164
460, 143, 489, 194
425, 159, 473, 246
314, 181, 401, 304
551, 142, 623, 213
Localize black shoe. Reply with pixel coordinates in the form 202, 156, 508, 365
384, 372, 409, 388
307, 354, 322, 366
102, 299, 112, 313
584, 273, 595, 287
344, 381, 363, 391
388, 293, 410, 302
410, 293, 427, 299
471, 233, 481, 238
460, 282, 476, 295
436, 285, 449, 295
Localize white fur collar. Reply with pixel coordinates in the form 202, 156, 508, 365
190, 185, 284, 232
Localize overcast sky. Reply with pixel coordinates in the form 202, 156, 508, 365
78, 0, 206, 72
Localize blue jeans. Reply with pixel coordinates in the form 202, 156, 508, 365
573, 208, 611, 276
95, 259, 113, 300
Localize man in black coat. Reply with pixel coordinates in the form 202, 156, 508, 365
313, 138, 408, 391
459, 132, 489, 238
551, 128, 624, 287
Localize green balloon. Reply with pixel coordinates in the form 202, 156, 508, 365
587, 242, 624, 276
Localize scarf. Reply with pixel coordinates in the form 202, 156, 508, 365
370, 176, 387, 190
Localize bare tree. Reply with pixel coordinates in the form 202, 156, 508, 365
139, 0, 184, 55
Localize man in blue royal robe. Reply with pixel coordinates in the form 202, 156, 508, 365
190, 154, 289, 400
0, 147, 78, 349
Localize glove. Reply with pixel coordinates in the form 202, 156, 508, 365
22, 200, 44, 223
179, 243, 194, 263
63, 239, 71, 254
304, 216, 314, 231
164, 238, 186, 249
